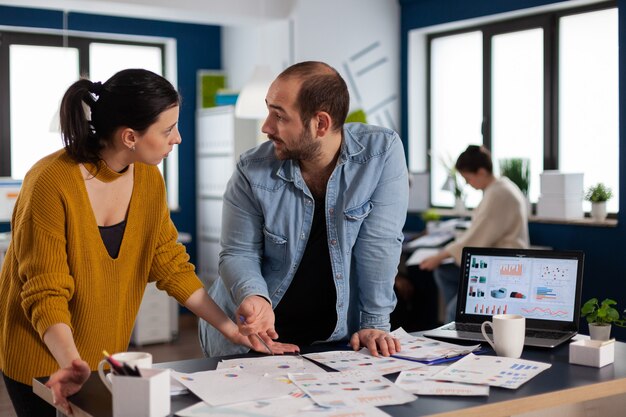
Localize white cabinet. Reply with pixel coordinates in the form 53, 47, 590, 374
131, 282, 174, 346
196, 106, 257, 288
130, 232, 193, 346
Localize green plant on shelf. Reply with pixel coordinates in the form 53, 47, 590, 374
581, 298, 626, 327
584, 183, 613, 203
499, 158, 530, 196
421, 208, 441, 223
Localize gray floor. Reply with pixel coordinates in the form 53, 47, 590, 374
0, 314, 204, 417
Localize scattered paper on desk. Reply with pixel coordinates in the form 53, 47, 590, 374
389, 328, 480, 362
395, 366, 489, 396
304, 349, 420, 374
405, 248, 455, 267
431, 354, 551, 389
172, 367, 295, 406
297, 405, 392, 417
170, 375, 189, 395
404, 232, 454, 250
289, 370, 416, 408
218, 355, 324, 377
175, 389, 313, 417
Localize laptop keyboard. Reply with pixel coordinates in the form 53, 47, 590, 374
443, 323, 565, 340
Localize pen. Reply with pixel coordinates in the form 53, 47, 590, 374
239, 315, 273, 355
102, 350, 126, 375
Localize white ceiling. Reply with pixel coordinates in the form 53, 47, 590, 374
0, 0, 295, 26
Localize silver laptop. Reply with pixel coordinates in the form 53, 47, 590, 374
424, 247, 584, 348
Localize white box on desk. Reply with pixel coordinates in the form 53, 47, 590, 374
539, 171, 583, 195
536, 194, 583, 219
111, 368, 170, 417
569, 339, 615, 368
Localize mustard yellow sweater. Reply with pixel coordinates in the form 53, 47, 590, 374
0, 149, 203, 384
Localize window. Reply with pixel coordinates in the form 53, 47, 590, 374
412, 1, 618, 213
0, 30, 179, 208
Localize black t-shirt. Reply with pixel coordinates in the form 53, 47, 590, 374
273, 197, 337, 346
99, 220, 126, 259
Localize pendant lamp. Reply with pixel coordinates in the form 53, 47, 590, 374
234, 65, 274, 119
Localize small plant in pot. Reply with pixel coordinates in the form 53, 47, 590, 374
580, 297, 626, 340
421, 208, 442, 234
499, 158, 530, 197
584, 183, 613, 222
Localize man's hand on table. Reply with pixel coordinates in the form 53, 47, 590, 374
350, 329, 401, 357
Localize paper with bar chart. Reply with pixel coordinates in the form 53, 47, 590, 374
464, 255, 578, 322
431, 354, 551, 389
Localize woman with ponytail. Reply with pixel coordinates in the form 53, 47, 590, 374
0, 69, 297, 416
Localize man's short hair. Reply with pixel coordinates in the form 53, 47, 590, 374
277, 61, 349, 132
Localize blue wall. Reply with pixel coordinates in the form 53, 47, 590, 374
400, 0, 626, 341
0, 5, 222, 264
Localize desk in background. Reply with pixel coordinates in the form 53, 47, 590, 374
34, 337, 626, 417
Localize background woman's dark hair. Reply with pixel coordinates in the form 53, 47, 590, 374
455, 145, 493, 174
277, 61, 349, 132
59, 68, 180, 164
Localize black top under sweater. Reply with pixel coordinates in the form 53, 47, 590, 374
99, 220, 126, 259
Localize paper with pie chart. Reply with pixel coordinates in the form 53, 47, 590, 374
303, 349, 420, 374
289, 370, 416, 408
171, 367, 295, 406
217, 355, 324, 377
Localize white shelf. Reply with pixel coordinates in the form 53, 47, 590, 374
195, 106, 258, 289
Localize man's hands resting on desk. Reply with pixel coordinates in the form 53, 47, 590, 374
236, 295, 300, 354
238, 296, 401, 357
351, 329, 401, 357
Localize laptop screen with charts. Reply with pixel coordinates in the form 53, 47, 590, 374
423, 247, 585, 348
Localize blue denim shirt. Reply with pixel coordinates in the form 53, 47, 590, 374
199, 123, 409, 356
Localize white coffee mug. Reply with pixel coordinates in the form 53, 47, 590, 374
98, 351, 152, 392
481, 314, 525, 358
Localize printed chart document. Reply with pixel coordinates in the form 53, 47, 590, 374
394, 366, 489, 396
432, 354, 551, 389
172, 367, 294, 406
217, 355, 324, 376
289, 370, 416, 408
304, 349, 420, 375
175, 390, 314, 417
389, 328, 481, 363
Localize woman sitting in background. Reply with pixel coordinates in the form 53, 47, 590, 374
420, 145, 530, 323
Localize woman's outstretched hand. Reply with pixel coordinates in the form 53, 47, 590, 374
45, 358, 91, 415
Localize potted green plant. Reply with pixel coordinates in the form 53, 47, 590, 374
580, 297, 626, 340
584, 183, 613, 221
499, 158, 530, 196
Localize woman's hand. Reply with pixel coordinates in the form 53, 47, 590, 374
419, 250, 451, 271
45, 358, 91, 415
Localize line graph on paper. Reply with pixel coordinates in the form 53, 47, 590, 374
521, 306, 571, 319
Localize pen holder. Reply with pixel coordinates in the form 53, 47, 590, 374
569, 339, 615, 368
110, 368, 170, 417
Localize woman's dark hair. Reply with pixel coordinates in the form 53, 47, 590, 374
455, 145, 493, 174
59, 68, 180, 164
277, 61, 349, 132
